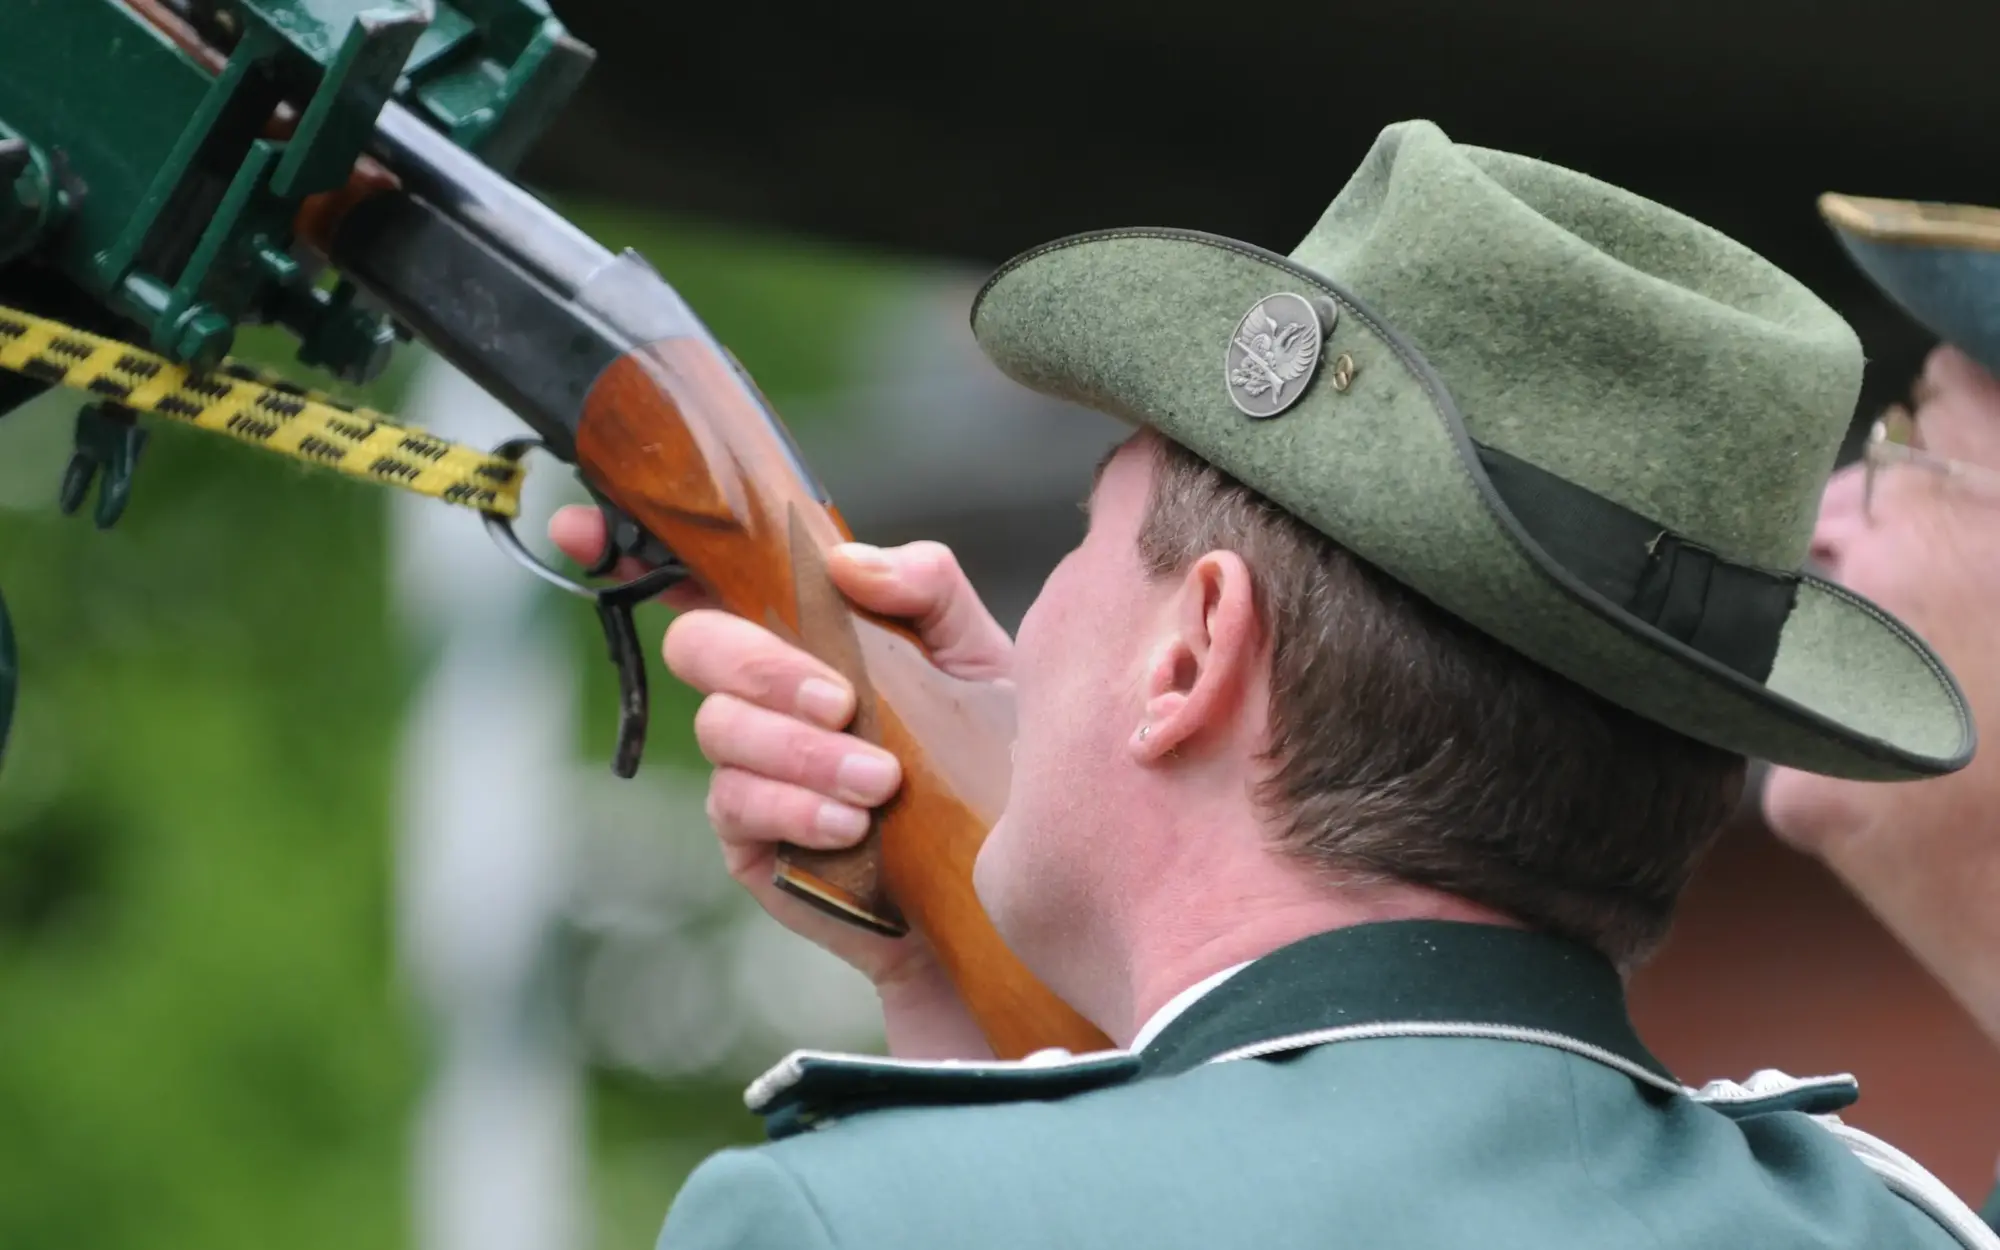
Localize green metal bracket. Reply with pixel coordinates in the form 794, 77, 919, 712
267, 4, 427, 199
0, 0, 592, 385
401, 0, 594, 173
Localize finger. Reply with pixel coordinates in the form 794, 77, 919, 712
545, 505, 650, 583
706, 766, 873, 856
828, 541, 1013, 678
663, 611, 857, 728
548, 504, 609, 566
693, 693, 901, 807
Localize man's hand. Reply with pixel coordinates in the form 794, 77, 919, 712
548, 506, 1014, 1059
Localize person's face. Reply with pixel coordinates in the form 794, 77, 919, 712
974, 432, 1164, 972
1763, 345, 2000, 857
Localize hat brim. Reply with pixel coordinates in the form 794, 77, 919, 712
1820, 192, 2000, 378
971, 228, 1973, 781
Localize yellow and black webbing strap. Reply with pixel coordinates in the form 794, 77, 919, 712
0, 303, 526, 516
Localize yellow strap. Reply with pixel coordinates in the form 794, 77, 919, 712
0, 304, 525, 517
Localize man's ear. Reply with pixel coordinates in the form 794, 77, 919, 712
1129, 550, 1261, 762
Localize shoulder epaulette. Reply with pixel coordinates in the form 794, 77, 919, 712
745, 1046, 1142, 1139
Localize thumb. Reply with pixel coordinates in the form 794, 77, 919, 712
828, 541, 1013, 681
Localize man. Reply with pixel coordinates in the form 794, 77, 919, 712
1765, 345, 2000, 1047
556, 121, 1993, 1247
1762, 191, 2000, 1228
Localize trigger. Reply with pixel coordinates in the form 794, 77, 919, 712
584, 495, 676, 578
592, 559, 688, 777
594, 596, 649, 778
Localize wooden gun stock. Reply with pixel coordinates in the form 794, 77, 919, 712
575, 340, 1112, 1059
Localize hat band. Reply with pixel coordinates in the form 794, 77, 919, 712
1474, 443, 1799, 685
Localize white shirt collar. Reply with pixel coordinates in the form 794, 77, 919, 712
1128, 960, 1254, 1053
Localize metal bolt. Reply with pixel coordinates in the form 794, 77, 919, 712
171, 304, 234, 371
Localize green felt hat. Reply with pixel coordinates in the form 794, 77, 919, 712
970, 119, 1972, 781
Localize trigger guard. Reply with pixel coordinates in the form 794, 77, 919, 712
474, 437, 689, 601
581, 514, 620, 578
474, 436, 688, 779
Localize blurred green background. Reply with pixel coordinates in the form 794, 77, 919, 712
0, 201, 924, 1250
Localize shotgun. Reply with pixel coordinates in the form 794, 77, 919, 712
334, 108, 1117, 1058
0, 0, 1109, 1059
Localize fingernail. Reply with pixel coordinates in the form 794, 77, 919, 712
836, 542, 890, 571
836, 752, 898, 802
796, 678, 852, 726
815, 801, 870, 840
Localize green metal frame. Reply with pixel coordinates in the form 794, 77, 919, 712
0, 0, 592, 382
0, 0, 596, 771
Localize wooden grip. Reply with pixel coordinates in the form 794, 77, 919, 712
575, 342, 1111, 1058
770, 506, 904, 936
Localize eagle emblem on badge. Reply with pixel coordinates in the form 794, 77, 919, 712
1226, 292, 1328, 418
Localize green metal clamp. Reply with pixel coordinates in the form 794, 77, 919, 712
0, 0, 593, 388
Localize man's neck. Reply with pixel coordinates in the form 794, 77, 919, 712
1113, 874, 1522, 1049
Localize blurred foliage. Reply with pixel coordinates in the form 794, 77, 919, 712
0, 198, 926, 1250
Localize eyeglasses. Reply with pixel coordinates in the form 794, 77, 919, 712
1861, 403, 2000, 521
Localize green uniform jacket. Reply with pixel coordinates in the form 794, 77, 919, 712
657, 921, 1997, 1250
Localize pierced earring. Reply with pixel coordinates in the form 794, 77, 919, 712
1137, 725, 1150, 742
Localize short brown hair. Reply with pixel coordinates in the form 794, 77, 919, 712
1135, 433, 1746, 968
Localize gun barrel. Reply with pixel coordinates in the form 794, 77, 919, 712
339, 101, 728, 463
369, 101, 613, 300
